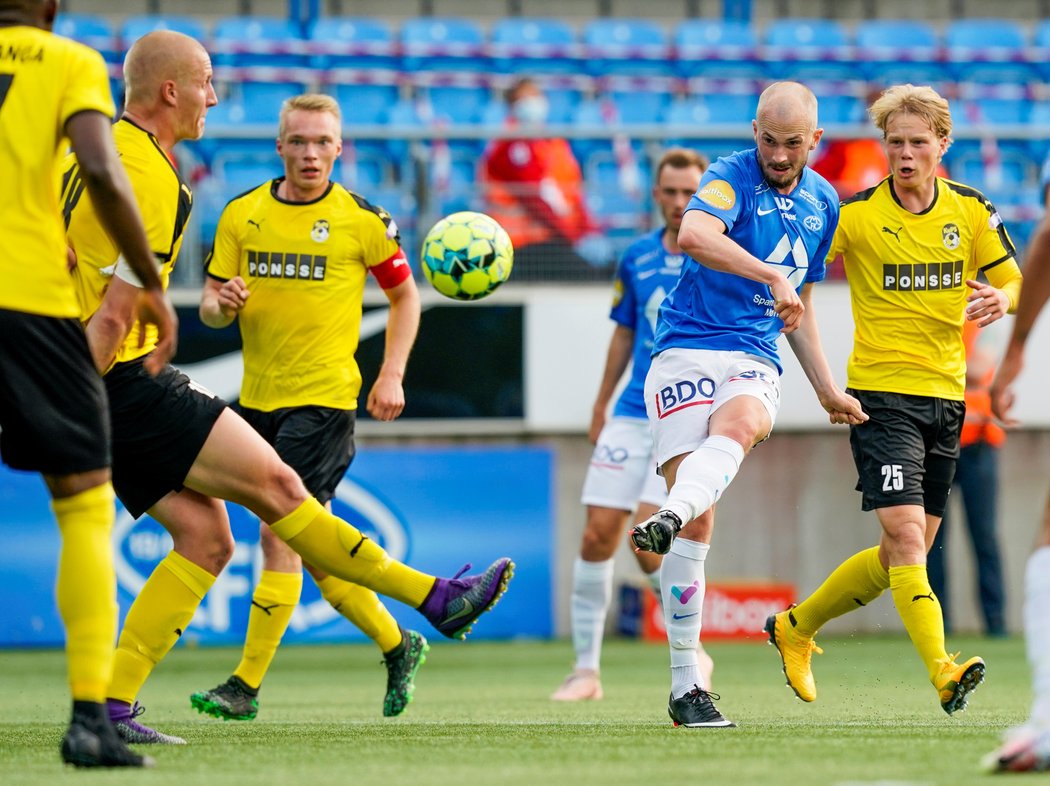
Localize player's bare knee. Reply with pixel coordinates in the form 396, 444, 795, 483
256, 459, 310, 519
580, 519, 621, 560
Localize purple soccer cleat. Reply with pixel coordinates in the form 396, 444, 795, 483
107, 699, 186, 745
419, 558, 514, 640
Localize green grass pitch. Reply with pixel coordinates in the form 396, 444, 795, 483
0, 635, 1039, 785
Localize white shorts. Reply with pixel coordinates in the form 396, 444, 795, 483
580, 416, 667, 510
644, 347, 781, 466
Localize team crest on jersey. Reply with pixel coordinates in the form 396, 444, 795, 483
698, 180, 736, 210
942, 223, 960, 250
803, 215, 823, 232
311, 219, 330, 243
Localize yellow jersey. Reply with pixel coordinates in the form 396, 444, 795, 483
64, 118, 192, 364
205, 180, 404, 411
831, 176, 1021, 400
0, 25, 114, 318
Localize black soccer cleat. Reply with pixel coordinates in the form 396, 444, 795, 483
631, 510, 683, 555
190, 675, 259, 721
61, 701, 155, 768
667, 685, 736, 728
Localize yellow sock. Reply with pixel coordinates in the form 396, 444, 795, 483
269, 498, 435, 607
234, 570, 303, 689
889, 563, 948, 680
108, 550, 215, 704
316, 575, 403, 653
791, 546, 889, 637
52, 483, 118, 702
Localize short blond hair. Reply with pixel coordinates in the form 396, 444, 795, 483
278, 93, 341, 138
869, 84, 952, 142
655, 147, 709, 180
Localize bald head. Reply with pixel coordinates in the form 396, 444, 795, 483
123, 30, 208, 108
756, 81, 818, 131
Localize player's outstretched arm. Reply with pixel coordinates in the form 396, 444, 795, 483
65, 111, 177, 372
991, 211, 1050, 422
199, 276, 249, 329
367, 276, 421, 422
678, 210, 804, 330
785, 284, 867, 426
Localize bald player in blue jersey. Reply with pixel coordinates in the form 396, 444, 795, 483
552, 148, 714, 702
630, 81, 866, 728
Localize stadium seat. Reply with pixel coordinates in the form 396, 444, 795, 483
674, 19, 763, 80
944, 19, 1035, 84
762, 19, 857, 81
333, 83, 400, 125
582, 18, 673, 77
238, 82, 308, 124
815, 91, 865, 126
211, 16, 308, 69
490, 18, 580, 75
424, 85, 492, 126
400, 17, 487, 73
307, 17, 396, 72
853, 20, 947, 83
120, 15, 207, 47
53, 13, 119, 63
664, 93, 759, 127
604, 88, 671, 126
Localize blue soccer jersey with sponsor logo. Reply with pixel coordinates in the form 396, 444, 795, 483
653, 148, 839, 372
609, 228, 687, 419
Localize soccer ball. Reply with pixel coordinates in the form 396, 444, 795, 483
420, 211, 514, 301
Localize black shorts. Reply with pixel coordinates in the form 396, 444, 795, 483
234, 404, 355, 504
847, 389, 964, 517
105, 357, 227, 517
0, 309, 110, 475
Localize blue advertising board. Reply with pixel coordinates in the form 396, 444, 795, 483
0, 445, 553, 647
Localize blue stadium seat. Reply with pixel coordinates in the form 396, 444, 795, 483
853, 20, 947, 83
944, 19, 1035, 84
333, 83, 400, 125
582, 19, 672, 77
212, 16, 307, 69
762, 19, 857, 81
400, 17, 487, 73
424, 85, 491, 126
490, 18, 580, 75
816, 92, 865, 126
216, 157, 278, 198
239, 82, 308, 124
53, 13, 118, 63
604, 88, 671, 126
664, 93, 759, 127
120, 15, 206, 46
307, 17, 396, 71
545, 86, 584, 124
674, 19, 762, 80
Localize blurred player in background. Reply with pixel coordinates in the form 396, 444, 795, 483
66, 58, 512, 746
765, 84, 1021, 715
630, 82, 864, 728
983, 153, 1050, 773
192, 93, 428, 722
0, 0, 176, 768
552, 148, 715, 702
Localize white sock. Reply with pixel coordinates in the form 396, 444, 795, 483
662, 537, 709, 697
664, 435, 744, 524
1026, 547, 1050, 725
645, 568, 661, 597
570, 557, 614, 673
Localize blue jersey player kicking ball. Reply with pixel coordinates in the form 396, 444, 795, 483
552, 148, 714, 702
630, 81, 867, 728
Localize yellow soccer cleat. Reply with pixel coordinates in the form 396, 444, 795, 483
933, 652, 985, 715
764, 608, 823, 702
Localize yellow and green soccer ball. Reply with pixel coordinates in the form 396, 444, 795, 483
420, 211, 514, 301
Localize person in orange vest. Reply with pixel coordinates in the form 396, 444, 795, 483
926, 317, 1007, 637
479, 78, 604, 280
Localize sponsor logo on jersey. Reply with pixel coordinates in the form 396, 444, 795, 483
311, 219, 330, 242
654, 376, 717, 419
698, 179, 736, 210
247, 250, 327, 281
942, 223, 960, 250
797, 187, 828, 211
882, 225, 903, 242
883, 261, 963, 291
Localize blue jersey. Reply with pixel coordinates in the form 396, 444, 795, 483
608, 228, 686, 419
653, 148, 839, 373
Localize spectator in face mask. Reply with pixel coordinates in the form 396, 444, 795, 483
480, 78, 607, 280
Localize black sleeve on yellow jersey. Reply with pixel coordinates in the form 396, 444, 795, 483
839, 180, 884, 208
349, 191, 401, 245
943, 180, 1017, 265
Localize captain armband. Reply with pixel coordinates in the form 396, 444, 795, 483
370, 249, 412, 289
